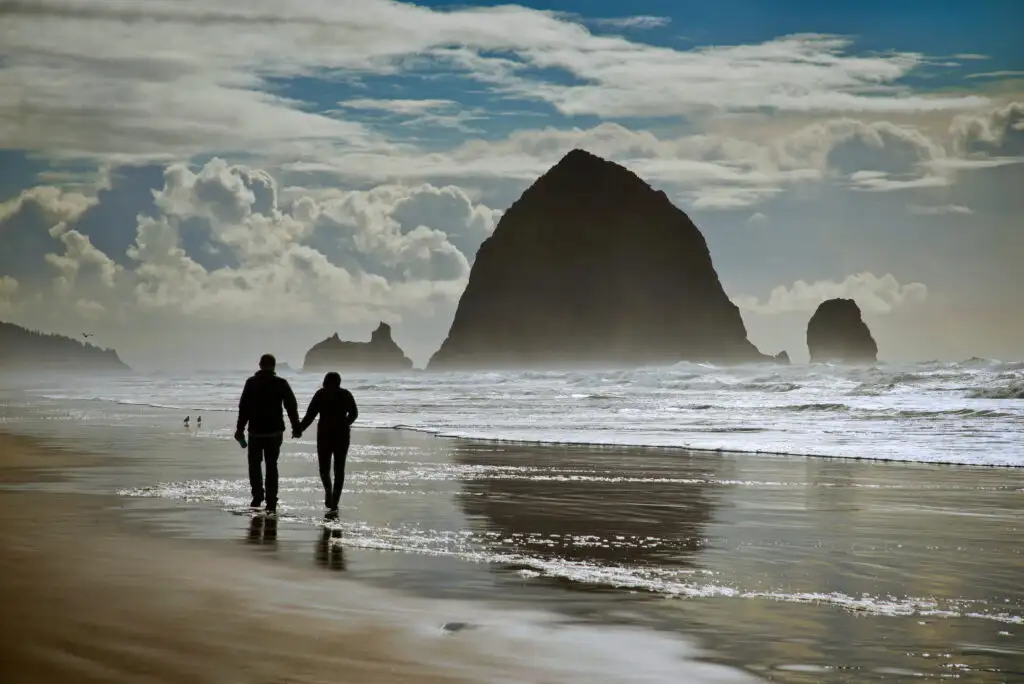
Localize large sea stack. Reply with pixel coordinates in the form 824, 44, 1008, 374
428, 149, 769, 369
0, 321, 129, 371
806, 299, 878, 363
302, 322, 413, 372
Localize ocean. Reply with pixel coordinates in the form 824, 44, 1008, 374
1, 359, 1022, 681
17, 358, 1024, 465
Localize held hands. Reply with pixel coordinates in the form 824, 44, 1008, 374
291, 427, 303, 439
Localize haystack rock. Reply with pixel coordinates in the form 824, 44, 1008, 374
427, 149, 771, 369
302, 322, 413, 372
806, 299, 878, 363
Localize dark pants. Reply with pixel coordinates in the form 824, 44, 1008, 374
317, 432, 350, 507
248, 433, 283, 506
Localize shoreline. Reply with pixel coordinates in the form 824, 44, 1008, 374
0, 429, 759, 684
393, 426, 1024, 469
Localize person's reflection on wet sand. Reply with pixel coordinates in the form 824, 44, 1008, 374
246, 514, 278, 548
315, 525, 345, 571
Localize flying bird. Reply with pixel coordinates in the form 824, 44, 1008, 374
81, 333, 93, 339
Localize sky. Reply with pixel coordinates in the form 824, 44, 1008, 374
1, 0, 1022, 369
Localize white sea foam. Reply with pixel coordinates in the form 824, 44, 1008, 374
24, 359, 1024, 467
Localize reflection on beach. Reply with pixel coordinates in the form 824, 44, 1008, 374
316, 525, 346, 571
451, 441, 1024, 681
454, 445, 716, 571
246, 514, 278, 548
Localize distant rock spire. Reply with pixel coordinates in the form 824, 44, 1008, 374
302, 322, 413, 372
806, 298, 878, 363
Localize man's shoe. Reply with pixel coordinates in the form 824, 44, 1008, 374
250, 497, 263, 508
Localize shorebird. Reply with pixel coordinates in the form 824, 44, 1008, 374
184, 416, 190, 427
197, 415, 202, 427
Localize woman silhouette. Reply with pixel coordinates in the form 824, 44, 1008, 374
296, 372, 359, 513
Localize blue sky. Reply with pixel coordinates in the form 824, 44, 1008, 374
0, 0, 1021, 367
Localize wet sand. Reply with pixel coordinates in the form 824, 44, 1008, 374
2, 396, 1022, 682
0, 430, 757, 684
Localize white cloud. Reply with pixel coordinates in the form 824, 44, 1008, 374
0, 0, 993, 165
907, 204, 973, 215
848, 171, 949, 192
923, 156, 1024, 171
734, 272, 928, 315
589, 16, 672, 30
340, 99, 460, 115
965, 70, 1024, 79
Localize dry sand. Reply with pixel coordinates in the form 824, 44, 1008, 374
0, 430, 756, 684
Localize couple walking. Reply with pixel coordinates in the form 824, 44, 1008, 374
234, 354, 358, 515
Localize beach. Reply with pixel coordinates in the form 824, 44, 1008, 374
1, 389, 1021, 682
0, 429, 764, 684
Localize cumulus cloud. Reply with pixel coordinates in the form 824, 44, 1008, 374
0, 185, 95, 226
1, 158, 500, 336
951, 102, 1024, 157
733, 272, 928, 315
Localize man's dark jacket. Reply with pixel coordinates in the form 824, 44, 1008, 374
236, 370, 300, 436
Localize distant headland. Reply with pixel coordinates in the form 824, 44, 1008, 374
428, 148, 784, 370
0, 321, 130, 372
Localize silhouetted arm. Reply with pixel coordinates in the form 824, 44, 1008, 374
235, 378, 252, 434
282, 379, 300, 431
298, 389, 322, 433
345, 390, 358, 427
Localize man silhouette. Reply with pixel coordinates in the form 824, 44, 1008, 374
235, 354, 300, 514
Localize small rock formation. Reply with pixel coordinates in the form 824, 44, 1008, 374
302, 322, 413, 372
0, 321, 129, 371
773, 350, 791, 365
806, 299, 878, 363
428, 149, 770, 369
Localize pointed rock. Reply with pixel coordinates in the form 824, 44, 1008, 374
302, 322, 413, 372
428, 149, 768, 369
